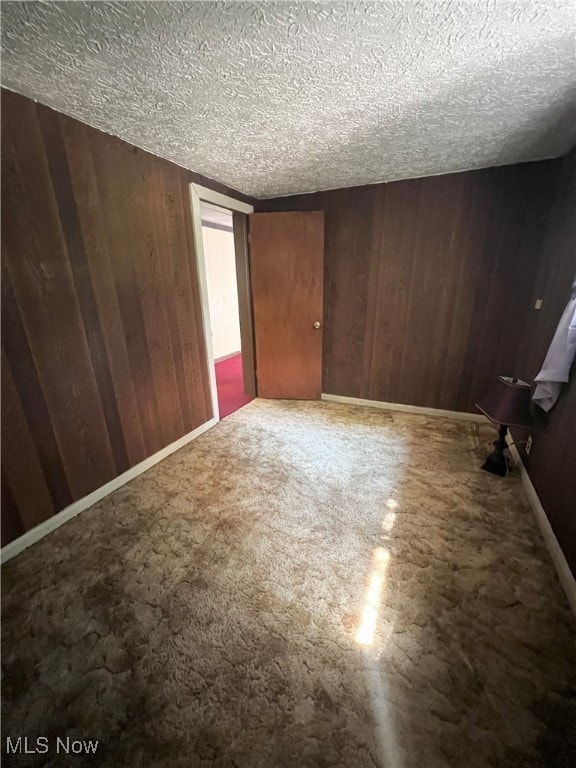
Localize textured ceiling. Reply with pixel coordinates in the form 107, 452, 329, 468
1, 1, 575, 198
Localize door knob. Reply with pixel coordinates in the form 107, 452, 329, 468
313, 321, 321, 329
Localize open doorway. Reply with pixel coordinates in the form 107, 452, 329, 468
200, 202, 253, 418
189, 183, 256, 422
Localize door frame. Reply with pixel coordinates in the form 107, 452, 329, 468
188, 183, 254, 421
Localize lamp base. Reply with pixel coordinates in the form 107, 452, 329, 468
481, 451, 511, 476
481, 424, 511, 477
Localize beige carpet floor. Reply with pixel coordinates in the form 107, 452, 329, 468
2, 399, 575, 768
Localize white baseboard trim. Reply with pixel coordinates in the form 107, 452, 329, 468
320, 393, 485, 422
1, 416, 219, 565
506, 436, 576, 616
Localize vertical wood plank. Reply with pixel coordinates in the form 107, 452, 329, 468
129, 150, 185, 446
1, 267, 73, 511
1, 471, 25, 548
60, 119, 148, 467
37, 104, 130, 475
2, 99, 117, 498
383, 181, 424, 406
1, 352, 55, 529
88, 135, 165, 456
150, 164, 195, 433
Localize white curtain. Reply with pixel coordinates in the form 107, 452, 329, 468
532, 281, 576, 412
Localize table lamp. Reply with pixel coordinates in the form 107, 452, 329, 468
475, 376, 533, 476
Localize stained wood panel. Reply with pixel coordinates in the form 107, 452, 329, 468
1, 352, 55, 529
1, 89, 214, 546
3, 98, 118, 499
257, 159, 566, 413
513, 152, 576, 575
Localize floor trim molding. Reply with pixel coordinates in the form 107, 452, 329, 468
321, 393, 485, 422
506, 437, 576, 616
1, 417, 219, 565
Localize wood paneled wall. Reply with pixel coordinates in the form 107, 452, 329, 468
257, 160, 567, 413
3, 87, 574, 573
1, 89, 216, 546
259, 155, 576, 574
513, 152, 576, 574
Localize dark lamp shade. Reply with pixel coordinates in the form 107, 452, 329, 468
475, 376, 533, 428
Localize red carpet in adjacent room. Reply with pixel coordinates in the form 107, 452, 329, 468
215, 353, 253, 418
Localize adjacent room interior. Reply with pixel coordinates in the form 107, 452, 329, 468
1, 2, 575, 767
200, 201, 253, 418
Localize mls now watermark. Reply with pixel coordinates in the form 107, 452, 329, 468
6, 736, 99, 755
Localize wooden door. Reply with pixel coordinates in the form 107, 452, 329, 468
249, 211, 324, 399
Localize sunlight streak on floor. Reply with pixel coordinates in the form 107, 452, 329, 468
356, 537, 402, 766
355, 548, 390, 646
382, 510, 396, 533
362, 648, 404, 768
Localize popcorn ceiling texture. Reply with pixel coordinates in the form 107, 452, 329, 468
1, 1, 575, 197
